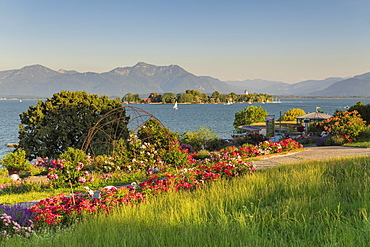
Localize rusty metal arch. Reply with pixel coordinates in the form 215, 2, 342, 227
81, 105, 170, 157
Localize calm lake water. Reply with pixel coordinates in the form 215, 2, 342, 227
1, 98, 369, 159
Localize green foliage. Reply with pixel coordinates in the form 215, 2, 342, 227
180, 126, 220, 151
147, 90, 273, 104
148, 93, 162, 102
0, 168, 8, 176
233, 106, 268, 130
280, 108, 306, 121
91, 155, 117, 173
0, 149, 32, 172
59, 147, 91, 168
192, 150, 211, 160
122, 93, 142, 103
111, 129, 189, 173
307, 122, 324, 135
137, 119, 176, 149
323, 136, 348, 146
234, 133, 268, 146
5, 157, 369, 246
18, 90, 128, 160
344, 127, 370, 148
348, 101, 370, 124
161, 92, 176, 103
46, 147, 94, 188
321, 110, 366, 138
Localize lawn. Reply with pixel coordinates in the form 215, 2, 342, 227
3, 156, 369, 246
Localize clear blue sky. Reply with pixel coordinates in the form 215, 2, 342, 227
1, 0, 370, 83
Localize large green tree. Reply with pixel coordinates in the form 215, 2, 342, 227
233, 106, 268, 130
18, 91, 128, 160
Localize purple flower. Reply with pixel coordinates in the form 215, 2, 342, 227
0, 204, 35, 227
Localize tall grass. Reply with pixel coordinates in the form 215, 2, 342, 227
4, 156, 370, 246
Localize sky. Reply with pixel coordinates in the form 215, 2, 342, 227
1, 0, 370, 83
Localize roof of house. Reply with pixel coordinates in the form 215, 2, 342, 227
295, 112, 332, 120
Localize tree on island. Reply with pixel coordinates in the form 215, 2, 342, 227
18, 91, 128, 160
233, 106, 268, 131
161, 92, 176, 103
122, 93, 142, 103
145, 90, 273, 104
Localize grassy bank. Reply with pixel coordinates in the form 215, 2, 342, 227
3, 156, 369, 246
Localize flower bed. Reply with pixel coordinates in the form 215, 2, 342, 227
0, 138, 302, 238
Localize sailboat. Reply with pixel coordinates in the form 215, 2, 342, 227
173, 101, 178, 110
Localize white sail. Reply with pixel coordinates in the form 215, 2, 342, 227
173, 101, 178, 110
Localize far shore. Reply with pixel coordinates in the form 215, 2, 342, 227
1, 95, 370, 101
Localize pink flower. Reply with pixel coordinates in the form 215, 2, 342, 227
47, 173, 59, 180
77, 177, 87, 183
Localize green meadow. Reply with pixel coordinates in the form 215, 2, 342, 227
3, 156, 369, 247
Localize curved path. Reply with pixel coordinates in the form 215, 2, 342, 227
253, 146, 370, 169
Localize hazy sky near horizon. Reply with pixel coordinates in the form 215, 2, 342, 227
1, 0, 370, 83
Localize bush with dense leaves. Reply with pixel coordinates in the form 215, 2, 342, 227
280, 108, 306, 121
233, 106, 268, 131
18, 91, 128, 160
348, 101, 370, 124
321, 110, 366, 138
46, 148, 94, 188
180, 126, 221, 151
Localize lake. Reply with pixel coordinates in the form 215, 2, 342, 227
1, 98, 369, 159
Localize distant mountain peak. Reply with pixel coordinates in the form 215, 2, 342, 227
2, 62, 367, 97
0, 62, 232, 97
20, 64, 51, 71
134, 62, 152, 67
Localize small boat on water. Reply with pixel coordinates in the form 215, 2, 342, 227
173, 101, 178, 110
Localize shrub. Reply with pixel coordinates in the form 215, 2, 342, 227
0, 168, 8, 176
316, 136, 329, 146
0, 180, 51, 194
137, 118, 177, 150
296, 125, 305, 133
322, 135, 353, 146
356, 126, 370, 140
321, 110, 366, 138
0, 149, 32, 172
307, 122, 324, 135
293, 136, 319, 145
234, 133, 268, 146
233, 106, 268, 131
280, 108, 306, 121
348, 101, 370, 124
112, 132, 189, 173
46, 148, 94, 188
180, 126, 220, 151
193, 150, 211, 160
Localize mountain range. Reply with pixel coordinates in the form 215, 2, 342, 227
0, 62, 369, 97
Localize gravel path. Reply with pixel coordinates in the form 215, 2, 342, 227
254, 146, 370, 169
